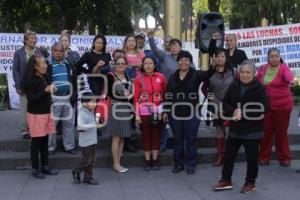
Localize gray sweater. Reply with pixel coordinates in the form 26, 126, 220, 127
208, 69, 236, 105
149, 38, 195, 79
77, 106, 97, 147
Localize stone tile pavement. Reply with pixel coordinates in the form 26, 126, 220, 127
1, 161, 300, 200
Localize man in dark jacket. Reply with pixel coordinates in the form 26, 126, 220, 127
47, 42, 77, 155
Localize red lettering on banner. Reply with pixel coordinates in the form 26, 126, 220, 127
256, 28, 283, 38
0, 52, 14, 58
242, 31, 255, 39
289, 26, 300, 35
225, 33, 242, 40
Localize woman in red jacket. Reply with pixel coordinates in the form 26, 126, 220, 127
134, 56, 167, 171
257, 48, 297, 166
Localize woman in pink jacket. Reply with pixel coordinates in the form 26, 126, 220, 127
257, 48, 297, 167
134, 56, 167, 171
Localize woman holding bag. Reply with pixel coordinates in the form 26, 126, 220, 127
134, 56, 167, 171
103, 56, 133, 173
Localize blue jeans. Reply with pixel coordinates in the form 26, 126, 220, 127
169, 116, 200, 167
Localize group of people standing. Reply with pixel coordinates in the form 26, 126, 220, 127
12, 29, 299, 192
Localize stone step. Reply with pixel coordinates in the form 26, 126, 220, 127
1, 145, 300, 170
1, 132, 300, 152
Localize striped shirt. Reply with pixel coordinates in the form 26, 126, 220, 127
51, 63, 70, 94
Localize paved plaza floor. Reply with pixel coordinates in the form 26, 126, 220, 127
1, 161, 300, 200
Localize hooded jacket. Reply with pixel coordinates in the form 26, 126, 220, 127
222, 79, 268, 135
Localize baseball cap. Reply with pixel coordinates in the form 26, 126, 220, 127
134, 31, 145, 38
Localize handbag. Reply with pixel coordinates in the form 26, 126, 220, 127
94, 72, 115, 123
95, 96, 111, 123
147, 112, 161, 127
140, 73, 161, 127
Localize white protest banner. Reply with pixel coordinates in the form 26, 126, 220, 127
0, 33, 162, 109
225, 23, 300, 76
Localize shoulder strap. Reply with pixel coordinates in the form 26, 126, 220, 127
107, 72, 116, 81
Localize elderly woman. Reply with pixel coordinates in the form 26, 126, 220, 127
212, 60, 268, 193
209, 33, 247, 68
224, 34, 248, 68
163, 50, 213, 175
257, 48, 297, 167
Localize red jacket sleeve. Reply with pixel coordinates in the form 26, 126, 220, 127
134, 75, 142, 116
281, 63, 294, 84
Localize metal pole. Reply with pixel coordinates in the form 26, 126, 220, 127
200, 53, 209, 71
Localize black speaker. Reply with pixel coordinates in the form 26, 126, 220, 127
196, 12, 225, 53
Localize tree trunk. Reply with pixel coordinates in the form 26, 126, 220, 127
145, 17, 149, 29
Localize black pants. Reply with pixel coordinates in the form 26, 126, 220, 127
31, 135, 49, 169
221, 137, 260, 184
74, 145, 96, 178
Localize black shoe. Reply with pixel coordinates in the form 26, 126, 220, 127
72, 169, 81, 184
32, 169, 45, 179
152, 160, 160, 170
65, 148, 77, 154
172, 166, 184, 174
124, 144, 137, 153
41, 166, 58, 175
144, 160, 152, 171
83, 177, 99, 185
48, 150, 56, 156
186, 166, 195, 175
